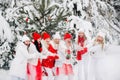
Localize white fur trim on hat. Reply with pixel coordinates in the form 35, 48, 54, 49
22, 35, 30, 42
97, 32, 105, 38
78, 28, 84, 33
53, 33, 61, 39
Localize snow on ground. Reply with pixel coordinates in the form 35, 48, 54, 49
0, 69, 10, 80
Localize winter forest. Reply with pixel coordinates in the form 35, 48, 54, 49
0, 0, 120, 80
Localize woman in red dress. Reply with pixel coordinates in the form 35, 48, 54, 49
75, 28, 88, 80
56, 32, 74, 80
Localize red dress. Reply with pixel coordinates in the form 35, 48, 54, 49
56, 44, 74, 76
42, 44, 58, 68
36, 43, 42, 80
76, 48, 87, 60
76, 37, 88, 60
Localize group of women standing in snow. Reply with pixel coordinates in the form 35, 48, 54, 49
9, 28, 106, 80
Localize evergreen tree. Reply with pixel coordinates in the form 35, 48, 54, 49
63, 0, 120, 44
0, 13, 14, 70
12, 0, 71, 34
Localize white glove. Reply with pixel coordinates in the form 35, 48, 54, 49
37, 53, 47, 59
41, 55, 47, 59
76, 45, 83, 51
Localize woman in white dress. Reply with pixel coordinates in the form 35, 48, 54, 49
87, 31, 107, 80
9, 35, 40, 80
56, 32, 74, 80
88, 31, 120, 80
74, 28, 88, 80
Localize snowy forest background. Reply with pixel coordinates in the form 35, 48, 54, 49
0, 0, 120, 70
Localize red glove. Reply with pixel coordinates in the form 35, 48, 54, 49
54, 55, 59, 59
84, 47, 88, 53
81, 47, 88, 55
47, 56, 54, 59
76, 51, 82, 60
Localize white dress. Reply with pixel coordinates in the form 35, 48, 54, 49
87, 44, 120, 80
55, 40, 74, 80
9, 42, 39, 79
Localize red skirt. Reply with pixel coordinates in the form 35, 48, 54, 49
27, 59, 42, 80
36, 59, 42, 80
56, 63, 73, 76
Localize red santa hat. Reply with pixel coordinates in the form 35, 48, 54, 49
22, 35, 30, 42
64, 32, 72, 40
42, 32, 51, 40
53, 32, 61, 39
32, 32, 41, 40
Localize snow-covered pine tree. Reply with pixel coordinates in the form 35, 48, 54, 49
0, 0, 16, 70
4, 0, 120, 44
113, 0, 120, 21
0, 12, 14, 70
6, 0, 71, 35
63, 0, 120, 44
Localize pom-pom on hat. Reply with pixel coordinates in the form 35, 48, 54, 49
22, 35, 30, 42
53, 32, 61, 39
32, 32, 41, 40
64, 32, 72, 40
42, 32, 51, 40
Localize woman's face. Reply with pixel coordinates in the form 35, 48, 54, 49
45, 38, 50, 45
37, 38, 41, 43
65, 38, 71, 44
78, 32, 84, 37
54, 39, 60, 44
96, 36, 104, 43
24, 40, 30, 46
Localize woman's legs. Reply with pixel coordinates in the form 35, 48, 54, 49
27, 64, 36, 80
